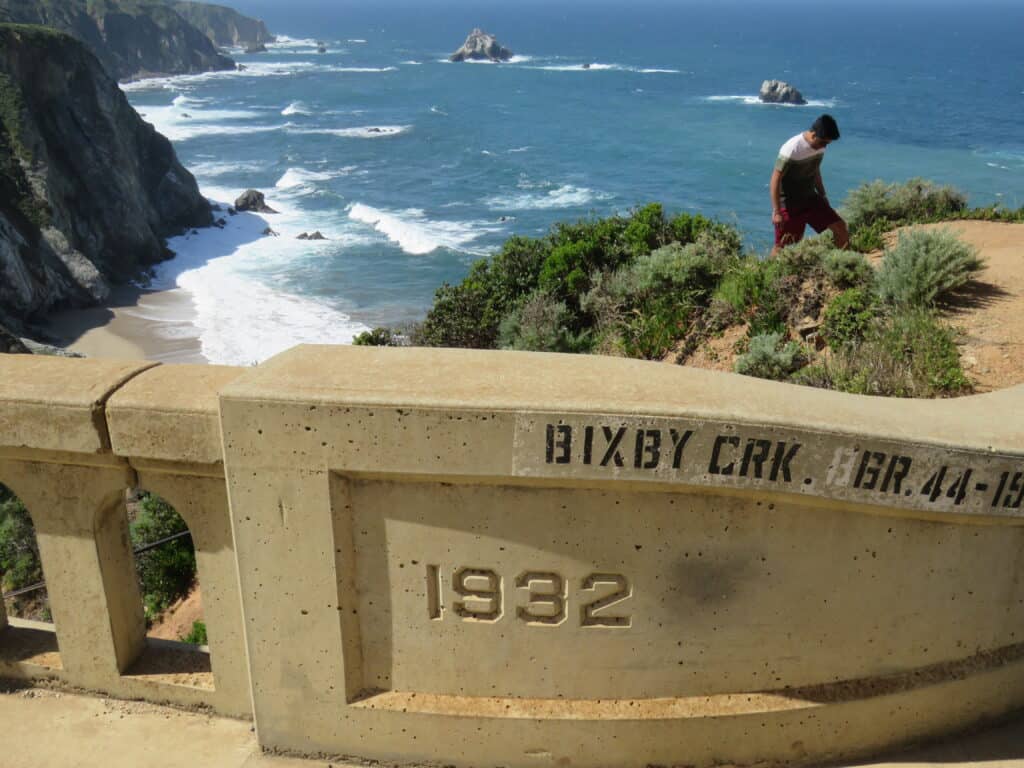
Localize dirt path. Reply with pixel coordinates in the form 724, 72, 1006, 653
918, 221, 1024, 393
147, 585, 203, 642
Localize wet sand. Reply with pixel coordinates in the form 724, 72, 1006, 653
43, 284, 207, 364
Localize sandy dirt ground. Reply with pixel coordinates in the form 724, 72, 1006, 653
147, 585, 204, 642
921, 221, 1024, 393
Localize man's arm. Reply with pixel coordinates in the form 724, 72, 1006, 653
770, 169, 783, 223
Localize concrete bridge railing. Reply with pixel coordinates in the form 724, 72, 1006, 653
1, 346, 1024, 767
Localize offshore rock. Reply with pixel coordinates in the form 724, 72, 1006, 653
235, 190, 278, 214
170, 2, 275, 48
759, 79, 807, 105
244, 42, 267, 53
0, 24, 212, 331
0, 0, 236, 81
297, 231, 326, 240
449, 28, 513, 62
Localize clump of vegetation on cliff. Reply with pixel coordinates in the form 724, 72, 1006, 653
0, 482, 47, 619
355, 179, 1023, 399
843, 178, 1024, 252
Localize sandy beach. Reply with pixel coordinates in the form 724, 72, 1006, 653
43, 284, 207, 364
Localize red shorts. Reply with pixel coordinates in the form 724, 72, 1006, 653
774, 198, 841, 247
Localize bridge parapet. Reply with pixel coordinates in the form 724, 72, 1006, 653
2, 346, 1024, 766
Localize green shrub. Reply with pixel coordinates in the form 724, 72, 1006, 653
842, 178, 967, 231
848, 219, 888, 253
713, 257, 788, 336
823, 251, 874, 289
876, 228, 984, 307
352, 327, 395, 346
801, 309, 970, 398
497, 291, 591, 353
734, 332, 806, 380
181, 620, 207, 646
131, 493, 196, 620
0, 484, 42, 604
822, 288, 876, 348
774, 233, 836, 275
417, 234, 550, 348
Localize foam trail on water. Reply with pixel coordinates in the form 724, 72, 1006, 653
486, 185, 610, 210
292, 125, 412, 139
347, 203, 502, 255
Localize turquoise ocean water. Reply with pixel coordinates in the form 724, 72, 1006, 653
121, 0, 1024, 364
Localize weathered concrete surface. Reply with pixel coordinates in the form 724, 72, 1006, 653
0, 355, 155, 453
107, 363, 245, 465
4, 687, 1024, 768
218, 345, 1024, 767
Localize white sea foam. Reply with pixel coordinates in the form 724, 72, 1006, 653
527, 62, 679, 73
268, 36, 319, 48
347, 203, 501, 255
430, 106, 448, 116
291, 125, 412, 139
508, 146, 531, 153
274, 166, 358, 195
323, 66, 398, 73
486, 184, 610, 211
188, 160, 268, 179
153, 185, 372, 365
282, 101, 312, 116
704, 95, 838, 108
347, 39, 368, 43
120, 61, 323, 92
402, 60, 423, 65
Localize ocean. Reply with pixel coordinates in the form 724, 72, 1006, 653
120, 0, 1024, 365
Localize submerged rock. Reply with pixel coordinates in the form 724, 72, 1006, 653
759, 79, 807, 105
235, 190, 278, 214
262, 227, 279, 237
297, 231, 327, 240
449, 29, 513, 62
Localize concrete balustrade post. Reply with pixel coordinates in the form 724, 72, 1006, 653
0, 458, 145, 681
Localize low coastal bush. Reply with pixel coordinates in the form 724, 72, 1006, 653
797, 309, 970, 398
181, 620, 207, 646
131, 492, 196, 621
418, 206, 741, 351
0, 483, 43, 616
843, 178, 967, 232
822, 288, 875, 349
876, 228, 983, 307
498, 291, 591, 353
352, 327, 395, 346
734, 332, 806, 381
823, 251, 874, 289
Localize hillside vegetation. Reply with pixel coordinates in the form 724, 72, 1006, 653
357, 180, 1024, 398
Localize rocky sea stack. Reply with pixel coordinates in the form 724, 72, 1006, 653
0, 23, 212, 333
0, 0, 239, 80
759, 79, 807, 105
449, 28, 513, 62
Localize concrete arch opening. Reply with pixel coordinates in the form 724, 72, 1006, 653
0, 481, 61, 672
122, 489, 213, 691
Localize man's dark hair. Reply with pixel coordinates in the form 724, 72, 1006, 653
811, 114, 840, 141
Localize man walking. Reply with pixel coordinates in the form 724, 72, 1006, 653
770, 114, 849, 254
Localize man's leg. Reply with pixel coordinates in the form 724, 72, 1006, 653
828, 218, 850, 249
772, 209, 805, 256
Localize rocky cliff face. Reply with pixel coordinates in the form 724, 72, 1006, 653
0, 0, 236, 80
0, 23, 211, 332
170, 1, 274, 48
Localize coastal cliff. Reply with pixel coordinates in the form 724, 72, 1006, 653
0, 23, 211, 333
169, 1, 274, 48
0, 0, 236, 80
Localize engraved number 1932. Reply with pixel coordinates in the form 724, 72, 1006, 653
425, 565, 632, 628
